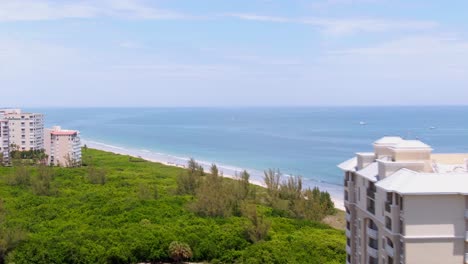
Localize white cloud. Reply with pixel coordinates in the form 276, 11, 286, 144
226, 13, 438, 35
0, 0, 189, 21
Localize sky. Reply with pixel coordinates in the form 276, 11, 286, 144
1, 0, 468, 107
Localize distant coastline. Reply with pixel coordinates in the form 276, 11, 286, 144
82, 139, 345, 210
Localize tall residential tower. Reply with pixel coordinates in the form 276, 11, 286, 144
1, 109, 44, 151
339, 137, 468, 264
0, 118, 9, 164
44, 126, 82, 167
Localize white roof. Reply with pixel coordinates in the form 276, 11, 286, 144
376, 168, 468, 195
337, 157, 357, 171
356, 162, 379, 182
374, 137, 403, 145
356, 152, 375, 157
391, 140, 431, 150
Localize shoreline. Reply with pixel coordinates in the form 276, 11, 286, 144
82, 139, 345, 210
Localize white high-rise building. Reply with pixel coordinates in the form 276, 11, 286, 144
44, 126, 82, 167
339, 137, 468, 264
1, 109, 44, 151
0, 118, 9, 164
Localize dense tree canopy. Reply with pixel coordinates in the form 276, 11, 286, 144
0, 149, 345, 263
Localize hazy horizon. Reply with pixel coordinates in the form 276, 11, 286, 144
1, 0, 468, 107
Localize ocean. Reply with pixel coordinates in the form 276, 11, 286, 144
31, 106, 468, 202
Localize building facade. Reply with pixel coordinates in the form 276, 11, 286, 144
0, 119, 9, 164
339, 137, 468, 264
1, 109, 44, 151
44, 126, 82, 167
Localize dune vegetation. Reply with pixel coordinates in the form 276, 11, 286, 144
0, 148, 345, 264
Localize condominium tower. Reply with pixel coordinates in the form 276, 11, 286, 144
339, 137, 468, 264
0, 118, 9, 164
0, 109, 44, 151
44, 126, 82, 167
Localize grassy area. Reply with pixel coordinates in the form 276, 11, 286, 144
322, 210, 346, 230
0, 148, 345, 264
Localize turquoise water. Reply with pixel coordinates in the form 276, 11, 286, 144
32, 106, 468, 189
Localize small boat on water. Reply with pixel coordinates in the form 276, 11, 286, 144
359, 121, 367, 125
429, 126, 436, 130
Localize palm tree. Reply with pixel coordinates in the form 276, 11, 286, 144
168, 241, 192, 263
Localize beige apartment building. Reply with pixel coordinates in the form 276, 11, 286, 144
339, 137, 468, 264
44, 126, 82, 167
1, 109, 44, 151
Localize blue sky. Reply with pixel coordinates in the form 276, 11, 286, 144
1, 0, 467, 107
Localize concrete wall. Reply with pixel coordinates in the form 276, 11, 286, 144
392, 150, 431, 162
405, 239, 464, 264
357, 153, 375, 170
374, 145, 394, 158
377, 160, 427, 178
404, 195, 465, 237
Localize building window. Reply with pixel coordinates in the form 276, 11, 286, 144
367, 182, 376, 199
368, 237, 378, 250
368, 219, 377, 231
385, 216, 392, 231
386, 237, 394, 248
367, 198, 375, 214
369, 256, 378, 264
387, 256, 394, 264
399, 219, 404, 235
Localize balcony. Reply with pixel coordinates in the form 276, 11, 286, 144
385, 244, 394, 258
366, 188, 375, 199
465, 231, 468, 242
385, 201, 391, 213
346, 245, 351, 254
346, 229, 351, 237
386, 222, 392, 232
367, 245, 378, 258
346, 213, 351, 221
367, 227, 378, 239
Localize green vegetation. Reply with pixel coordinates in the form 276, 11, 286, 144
0, 148, 345, 263
9, 146, 47, 166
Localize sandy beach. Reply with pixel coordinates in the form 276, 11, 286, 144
82, 139, 345, 210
